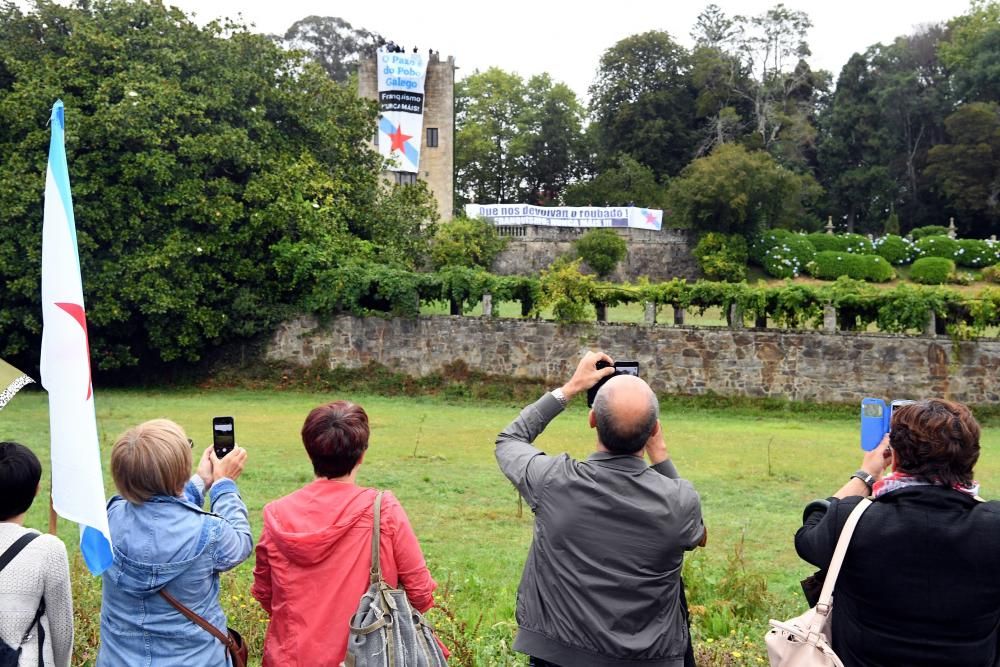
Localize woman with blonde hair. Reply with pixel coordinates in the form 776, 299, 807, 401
96, 419, 252, 666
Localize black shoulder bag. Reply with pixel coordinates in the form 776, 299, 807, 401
0, 533, 45, 667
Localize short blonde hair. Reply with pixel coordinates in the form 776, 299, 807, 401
111, 419, 191, 504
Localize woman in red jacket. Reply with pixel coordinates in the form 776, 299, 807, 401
252, 400, 440, 666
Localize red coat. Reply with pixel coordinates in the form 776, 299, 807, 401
252, 480, 438, 667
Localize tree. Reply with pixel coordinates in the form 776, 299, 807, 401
574, 229, 627, 279
561, 155, 667, 209
455, 68, 527, 204
939, 1, 1000, 103
589, 31, 699, 179
455, 68, 586, 205
925, 102, 1000, 234
279, 16, 384, 82
514, 74, 587, 204
816, 53, 897, 233
430, 215, 507, 270
0, 0, 424, 373
665, 144, 821, 235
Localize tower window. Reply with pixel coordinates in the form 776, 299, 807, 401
426, 127, 439, 148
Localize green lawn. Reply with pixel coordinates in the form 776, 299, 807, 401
5, 388, 1000, 665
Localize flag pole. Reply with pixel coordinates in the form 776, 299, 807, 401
48, 492, 58, 535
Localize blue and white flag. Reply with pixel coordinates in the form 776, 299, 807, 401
40, 100, 113, 575
376, 51, 428, 173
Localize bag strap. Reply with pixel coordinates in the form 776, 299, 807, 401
0, 533, 39, 573
159, 589, 240, 656
807, 497, 873, 634
370, 491, 384, 585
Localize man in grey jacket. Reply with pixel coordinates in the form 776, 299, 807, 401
496, 351, 706, 667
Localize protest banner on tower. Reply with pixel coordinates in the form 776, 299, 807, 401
376, 51, 428, 173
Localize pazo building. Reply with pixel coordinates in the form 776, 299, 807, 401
358, 52, 456, 221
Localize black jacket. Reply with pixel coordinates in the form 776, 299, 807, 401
796, 486, 1000, 667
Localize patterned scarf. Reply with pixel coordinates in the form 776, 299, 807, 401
0, 357, 34, 410
873, 470, 981, 499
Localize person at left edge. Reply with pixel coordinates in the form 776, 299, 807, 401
96, 419, 252, 666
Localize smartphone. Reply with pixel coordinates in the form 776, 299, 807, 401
860, 398, 916, 450
212, 416, 236, 459
587, 361, 640, 407
860, 398, 886, 451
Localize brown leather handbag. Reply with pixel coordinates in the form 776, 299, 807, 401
159, 589, 248, 667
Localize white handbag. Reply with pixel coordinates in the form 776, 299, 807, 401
765, 498, 873, 667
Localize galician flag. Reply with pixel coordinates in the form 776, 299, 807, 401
40, 100, 113, 575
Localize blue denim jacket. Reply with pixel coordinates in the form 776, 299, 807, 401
96, 476, 253, 667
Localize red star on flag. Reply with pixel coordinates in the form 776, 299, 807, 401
644, 210, 658, 225
388, 124, 412, 153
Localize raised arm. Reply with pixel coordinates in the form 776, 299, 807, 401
645, 420, 707, 548
208, 447, 253, 571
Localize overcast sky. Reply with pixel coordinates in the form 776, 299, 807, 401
157, 0, 971, 98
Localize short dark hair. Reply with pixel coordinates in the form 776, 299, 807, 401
593, 389, 659, 455
890, 399, 980, 487
0, 442, 42, 520
301, 401, 370, 479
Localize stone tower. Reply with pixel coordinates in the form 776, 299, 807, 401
358, 53, 455, 221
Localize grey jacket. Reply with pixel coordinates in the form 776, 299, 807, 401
496, 392, 704, 667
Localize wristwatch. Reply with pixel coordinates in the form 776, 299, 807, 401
551, 387, 568, 408
851, 470, 875, 493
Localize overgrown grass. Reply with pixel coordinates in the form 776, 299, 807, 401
5, 387, 1000, 666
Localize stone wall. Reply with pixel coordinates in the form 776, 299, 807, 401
491, 226, 700, 281
268, 315, 1000, 405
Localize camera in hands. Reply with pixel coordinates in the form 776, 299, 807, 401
587, 360, 640, 407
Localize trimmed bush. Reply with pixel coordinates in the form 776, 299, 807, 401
750, 229, 796, 265
874, 234, 915, 265
910, 257, 955, 285
955, 239, 998, 268
806, 233, 849, 252
840, 233, 876, 255
914, 235, 959, 260
983, 264, 1000, 284
762, 235, 815, 278
911, 225, 949, 240
808, 252, 894, 282
693, 232, 748, 282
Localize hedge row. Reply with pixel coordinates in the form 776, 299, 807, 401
310, 263, 1000, 337
753, 231, 1000, 279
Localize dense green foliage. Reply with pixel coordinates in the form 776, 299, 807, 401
692, 233, 748, 282
874, 234, 916, 264
911, 225, 951, 240
574, 228, 628, 278
808, 252, 895, 282
430, 216, 508, 270
956, 239, 999, 268
910, 257, 956, 284
914, 235, 960, 260
0, 0, 438, 373
666, 144, 820, 234
455, 69, 586, 205
761, 235, 815, 279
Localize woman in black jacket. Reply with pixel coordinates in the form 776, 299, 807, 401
795, 399, 1000, 667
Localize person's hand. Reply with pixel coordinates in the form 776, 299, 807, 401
861, 434, 892, 480
212, 445, 248, 483
561, 351, 616, 400
644, 421, 668, 465
196, 446, 214, 492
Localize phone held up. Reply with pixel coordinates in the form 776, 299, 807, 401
860, 398, 914, 451
212, 416, 236, 459
587, 360, 640, 408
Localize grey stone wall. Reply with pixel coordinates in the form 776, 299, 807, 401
268, 315, 1000, 405
491, 226, 700, 281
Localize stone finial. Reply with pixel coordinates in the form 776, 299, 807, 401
826, 216, 835, 235
948, 217, 957, 239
